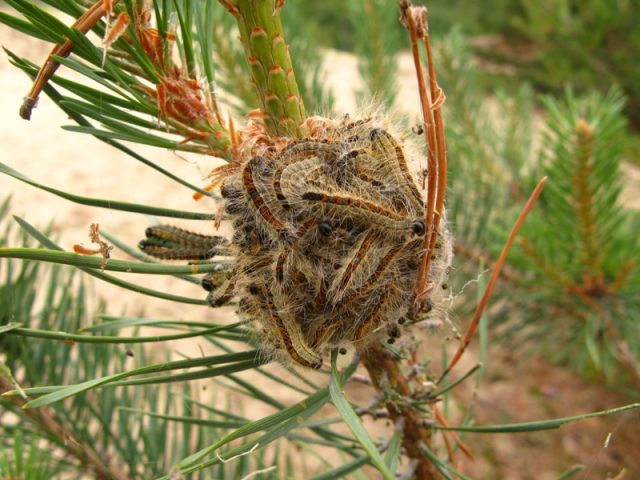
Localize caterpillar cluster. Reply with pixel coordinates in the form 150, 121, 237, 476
142, 116, 452, 369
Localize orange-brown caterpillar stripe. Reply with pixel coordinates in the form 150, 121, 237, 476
274, 218, 318, 283
275, 251, 287, 283
312, 281, 328, 316
265, 291, 322, 369
359, 243, 405, 293
353, 170, 384, 187
369, 128, 424, 207
312, 316, 335, 349
243, 256, 274, 275
354, 288, 389, 341
272, 164, 289, 208
280, 140, 340, 164
335, 231, 376, 295
242, 157, 290, 235
145, 225, 227, 249
302, 191, 412, 230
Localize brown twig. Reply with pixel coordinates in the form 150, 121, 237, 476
400, 3, 439, 306
20, 1, 118, 120
0, 376, 129, 480
438, 176, 548, 384
434, 405, 474, 461
399, 3, 448, 307
361, 344, 438, 480
422, 15, 448, 288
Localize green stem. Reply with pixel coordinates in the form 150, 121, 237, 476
0, 248, 227, 274
232, 0, 306, 137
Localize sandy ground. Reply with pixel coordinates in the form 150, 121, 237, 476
1, 14, 640, 480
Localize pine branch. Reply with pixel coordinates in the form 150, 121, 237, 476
3, 2, 640, 478
501, 88, 640, 380
229, 0, 306, 137
362, 344, 437, 480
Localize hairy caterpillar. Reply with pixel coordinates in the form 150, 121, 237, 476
144, 114, 452, 369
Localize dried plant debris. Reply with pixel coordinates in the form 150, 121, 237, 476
142, 115, 452, 369
73, 223, 113, 270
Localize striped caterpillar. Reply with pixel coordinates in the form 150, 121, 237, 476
145, 114, 452, 369
140, 225, 229, 260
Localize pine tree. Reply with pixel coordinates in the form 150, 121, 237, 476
1, 1, 638, 479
